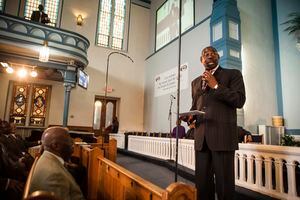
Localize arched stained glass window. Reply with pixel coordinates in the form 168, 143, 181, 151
96, 0, 129, 50
24, 0, 61, 27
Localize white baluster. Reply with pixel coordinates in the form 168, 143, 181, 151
274, 158, 284, 193
247, 154, 254, 184
264, 157, 272, 190
235, 153, 239, 180
286, 161, 297, 197
255, 156, 263, 187
239, 154, 246, 182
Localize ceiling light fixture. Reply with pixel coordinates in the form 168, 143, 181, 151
30, 67, 38, 77
17, 68, 28, 78
39, 41, 49, 62
6, 67, 14, 73
1, 62, 9, 68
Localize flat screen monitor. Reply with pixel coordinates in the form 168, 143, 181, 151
78, 69, 89, 89
155, 0, 194, 51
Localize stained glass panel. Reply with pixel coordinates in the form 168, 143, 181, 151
30, 85, 50, 126
10, 84, 30, 126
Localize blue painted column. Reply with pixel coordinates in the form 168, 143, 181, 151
62, 69, 76, 127
210, 0, 244, 126
210, 0, 242, 71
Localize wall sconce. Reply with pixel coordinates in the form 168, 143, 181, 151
77, 15, 83, 26
39, 41, 49, 62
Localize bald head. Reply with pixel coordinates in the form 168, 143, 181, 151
42, 127, 73, 161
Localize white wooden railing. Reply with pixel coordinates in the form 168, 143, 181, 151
236, 144, 300, 200
109, 133, 125, 149
122, 135, 300, 200
128, 136, 195, 169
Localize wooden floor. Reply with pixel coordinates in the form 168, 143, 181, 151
116, 151, 278, 200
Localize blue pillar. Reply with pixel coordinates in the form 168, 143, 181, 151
210, 0, 242, 71
62, 69, 76, 127
210, 0, 244, 126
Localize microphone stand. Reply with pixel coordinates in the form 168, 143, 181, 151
175, 0, 182, 182
104, 52, 134, 142
168, 96, 174, 161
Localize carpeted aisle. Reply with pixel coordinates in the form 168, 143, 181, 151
116, 151, 278, 200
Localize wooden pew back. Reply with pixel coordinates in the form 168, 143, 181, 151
80, 146, 104, 200
97, 156, 196, 200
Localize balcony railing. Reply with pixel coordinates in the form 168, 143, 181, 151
0, 13, 90, 69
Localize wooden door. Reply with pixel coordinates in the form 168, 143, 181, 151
93, 97, 118, 134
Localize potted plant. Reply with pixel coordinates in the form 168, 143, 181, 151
282, 12, 300, 50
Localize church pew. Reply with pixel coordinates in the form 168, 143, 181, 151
96, 155, 196, 200
75, 137, 195, 200
80, 146, 104, 200
72, 138, 117, 163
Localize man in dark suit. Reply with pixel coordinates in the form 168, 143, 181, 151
190, 46, 246, 200
30, 4, 50, 24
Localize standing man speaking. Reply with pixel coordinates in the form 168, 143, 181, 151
190, 46, 246, 200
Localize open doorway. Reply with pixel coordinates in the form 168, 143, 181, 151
93, 96, 119, 135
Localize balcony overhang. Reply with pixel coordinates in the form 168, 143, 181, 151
0, 13, 90, 72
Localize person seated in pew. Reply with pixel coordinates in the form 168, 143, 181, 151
8, 122, 41, 153
172, 119, 186, 139
105, 116, 119, 134
237, 126, 252, 143
0, 142, 25, 200
29, 127, 85, 200
0, 120, 34, 178
0, 120, 31, 200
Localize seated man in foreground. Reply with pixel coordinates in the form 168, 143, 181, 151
29, 127, 85, 200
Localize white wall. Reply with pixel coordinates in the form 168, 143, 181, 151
144, 0, 284, 134
144, 0, 213, 132
276, 0, 300, 130
58, 1, 149, 131
238, 0, 278, 132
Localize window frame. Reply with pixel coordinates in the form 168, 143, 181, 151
0, 0, 6, 12
23, 0, 63, 27
95, 0, 131, 51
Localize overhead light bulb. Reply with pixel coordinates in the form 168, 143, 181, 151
17, 68, 27, 78
39, 41, 49, 62
1, 62, 9, 68
6, 67, 14, 73
30, 69, 38, 77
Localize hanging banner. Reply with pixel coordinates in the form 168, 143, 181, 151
154, 63, 188, 97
